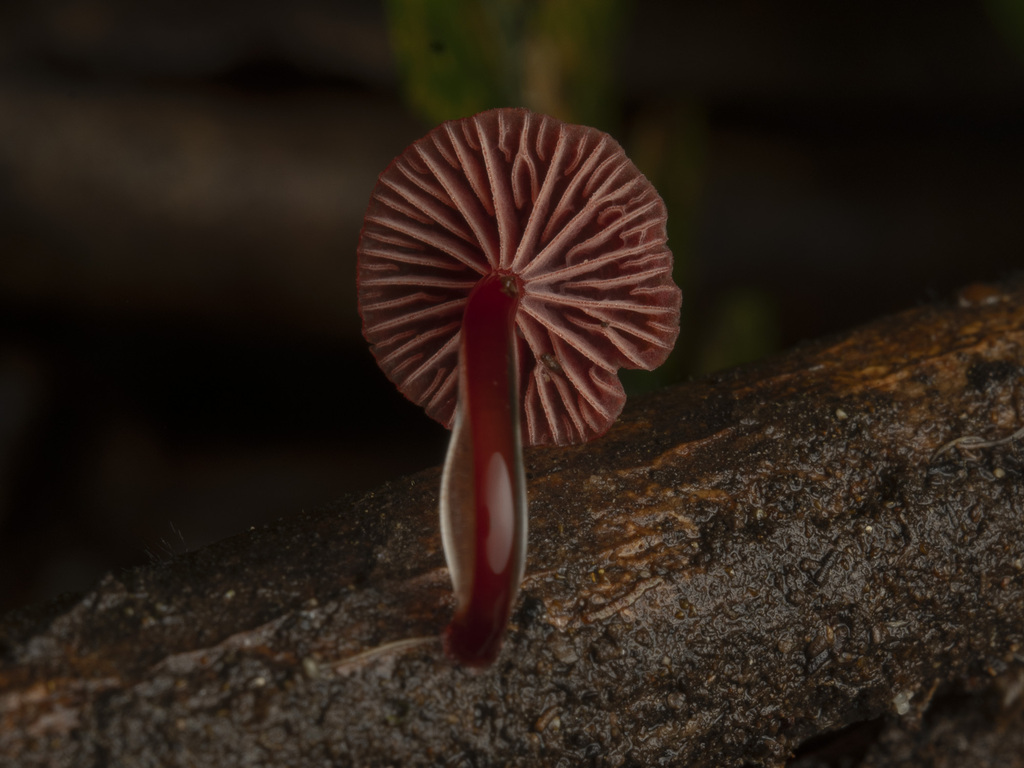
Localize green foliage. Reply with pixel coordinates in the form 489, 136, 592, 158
520, 0, 622, 129
385, 0, 621, 127
385, 0, 520, 125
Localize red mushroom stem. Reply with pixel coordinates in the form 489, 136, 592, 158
440, 272, 527, 666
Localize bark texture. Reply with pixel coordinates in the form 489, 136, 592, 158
2, 280, 1024, 767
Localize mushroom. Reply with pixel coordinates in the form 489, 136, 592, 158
357, 108, 681, 666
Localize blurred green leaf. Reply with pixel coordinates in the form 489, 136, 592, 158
385, 0, 524, 125
385, 0, 622, 127
523, 0, 622, 128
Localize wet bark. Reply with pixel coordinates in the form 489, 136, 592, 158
2, 280, 1023, 768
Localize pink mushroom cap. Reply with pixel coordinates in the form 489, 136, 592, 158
357, 107, 681, 446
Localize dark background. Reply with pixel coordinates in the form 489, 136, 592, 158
1, 0, 1022, 615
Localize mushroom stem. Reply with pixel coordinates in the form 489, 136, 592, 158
440, 272, 527, 666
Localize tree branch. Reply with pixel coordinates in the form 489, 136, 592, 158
3, 280, 1024, 767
